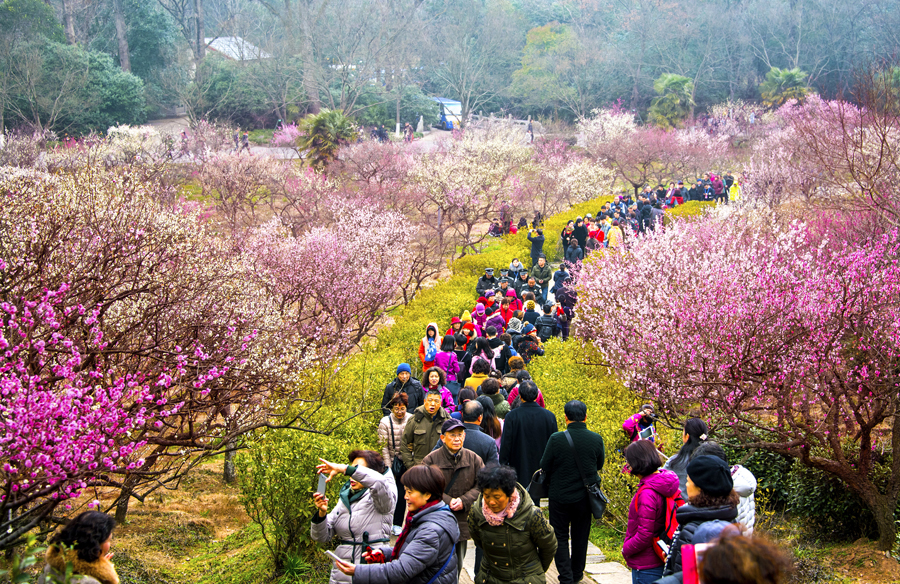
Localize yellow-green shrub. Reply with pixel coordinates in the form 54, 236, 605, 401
662, 201, 714, 226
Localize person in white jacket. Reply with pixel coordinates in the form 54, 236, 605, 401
312, 451, 398, 584
692, 442, 757, 534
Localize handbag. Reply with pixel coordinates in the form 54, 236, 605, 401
565, 430, 609, 519
527, 468, 547, 500
389, 417, 407, 477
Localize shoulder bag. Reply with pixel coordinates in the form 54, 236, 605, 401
527, 468, 547, 501
565, 430, 608, 519
389, 417, 407, 477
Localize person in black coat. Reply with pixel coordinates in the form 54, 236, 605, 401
460, 400, 500, 465
572, 218, 588, 250
499, 381, 558, 488
527, 229, 545, 267
381, 363, 425, 415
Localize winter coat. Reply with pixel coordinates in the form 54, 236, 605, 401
485, 312, 507, 335
468, 484, 558, 584
514, 276, 530, 295
530, 264, 552, 287
622, 470, 680, 570
477, 275, 499, 297
39, 547, 119, 584
353, 503, 460, 584
487, 337, 512, 374
381, 376, 425, 416
527, 232, 545, 259
499, 402, 558, 487
551, 269, 569, 293
523, 284, 544, 304
515, 335, 544, 364
378, 412, 414, 468
422, 445, 485, 540
522, 309, 540, 325
418, 323, 440, 370
534, 314, 557, 342
622, 413, 656, 444
311, 465, 398, 584
464, 372, 490, 391
538, 422, 605, 505
573, 224, 589, 250
483, 391, 511, 419
506, 386, 545, 409
509, 261, 526, 278
401, 405, 452, 468
732, 465, 757, 534
662, 503, 738, 575
462, 422, 500, 465
565, 245, 583, 264
434, 350, 460, 382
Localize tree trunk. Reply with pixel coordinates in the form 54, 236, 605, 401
193, 0, 205, 62
61, 0, 77, 45
870, 494, 896, 551
112, 0, 131, 72
115, 488, 130, 523
223, 441, 237, 484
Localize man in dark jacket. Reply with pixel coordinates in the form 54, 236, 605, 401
476, 267, 498, 297
572, 218, 588, 250
523, 277, 544, 306
422, 418, 485, 580
499, 381, 558, 488
380, 363, 425, 415
539, 400, 605, 584
535, 304, 558, 342
530, 256, 552, 302
514, 270, 530, 295
527, 229, 545, 267
564, 240, 583, 265
401, 390, 452, 468
460, 400, 499, 464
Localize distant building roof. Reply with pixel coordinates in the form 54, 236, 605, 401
204, 36, 270, 61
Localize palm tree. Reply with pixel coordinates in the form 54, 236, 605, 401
759, 67, 812, 108
649, 73, 694, 129
296, 109, 357, 170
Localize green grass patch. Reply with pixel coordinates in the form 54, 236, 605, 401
249, 129, 275, 145
589, 521, 625, 565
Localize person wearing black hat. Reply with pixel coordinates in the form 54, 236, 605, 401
514, 268, 530, 296
657, 455, 739, 583
476, 267, 498, 297
422, 417, 485, 581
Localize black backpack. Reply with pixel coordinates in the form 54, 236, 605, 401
536, 317, 555, 342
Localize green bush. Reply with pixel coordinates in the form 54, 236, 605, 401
662, 201, 714, 226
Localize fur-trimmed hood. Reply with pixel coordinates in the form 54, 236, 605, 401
41, 546, 119, 584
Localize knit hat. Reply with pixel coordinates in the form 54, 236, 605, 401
461, 311, 472, 323
506, 290, 517, 298
450, 317, 461, 325
477, 296, 488, 305
397, 363, 412, 375
522, 324, 536, 335
508, 356, 525, 370
507, 318, 523, 332
525, 300, 536, 311
475, 303, 486, 315
687, 455, 734, 497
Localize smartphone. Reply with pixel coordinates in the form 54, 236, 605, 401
324, 550, 343, 563
317, 473, 327, 496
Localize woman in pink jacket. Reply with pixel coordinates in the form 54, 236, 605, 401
622, 440, 681, 584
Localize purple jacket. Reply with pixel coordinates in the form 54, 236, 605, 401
485, 312, 507, 334
622, 469, 680, 570
433, 351, 460, 382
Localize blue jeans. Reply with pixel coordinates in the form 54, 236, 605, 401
632, 565, 664, 584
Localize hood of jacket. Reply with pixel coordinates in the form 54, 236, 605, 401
487, 337, 504, 350
507, 318, 523, 333
731, 465, 757, 498
639, 469, 681, 498
470, 482, 534, 530
424, 322, 439, 340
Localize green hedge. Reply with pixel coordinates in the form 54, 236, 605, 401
662, 201, 715, 226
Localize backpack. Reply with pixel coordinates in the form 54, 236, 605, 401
633, 485, 685, 562
536, 317, 554, 342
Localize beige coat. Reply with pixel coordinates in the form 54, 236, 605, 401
378, 412, 413, 467
38, 547, 120, 584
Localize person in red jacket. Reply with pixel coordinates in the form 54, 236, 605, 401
418, 322, 440, 370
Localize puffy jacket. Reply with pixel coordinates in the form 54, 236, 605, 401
476, 275, 499, 297
732, 465, 757, 534
39, 548, 118, 584
485, 312, 507, 335
353, 503, 460, 584
311, 465, 398, 584
401, 405, 452, 468
622, 470, 680, 570
381, 376, 425, 416
378, 412, 413, 468
663, 504, 738, 576
468, 484, 558, 584
565, 245, 583, 264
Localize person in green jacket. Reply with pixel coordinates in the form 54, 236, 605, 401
468, 465, 557, 584
538, 400, 605, 584
400, 390, 451, 468
530, 256, 553, 303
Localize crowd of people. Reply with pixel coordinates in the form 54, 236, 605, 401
38, 203, 784, 584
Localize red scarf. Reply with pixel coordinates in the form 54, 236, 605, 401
392, 500, 443, 560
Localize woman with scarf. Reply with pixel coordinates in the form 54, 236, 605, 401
312, 451, 398, 584
335, 465, 459, 584
39, 511, 119, 584
418, 323, 440, 371
468, 465, 557, 584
